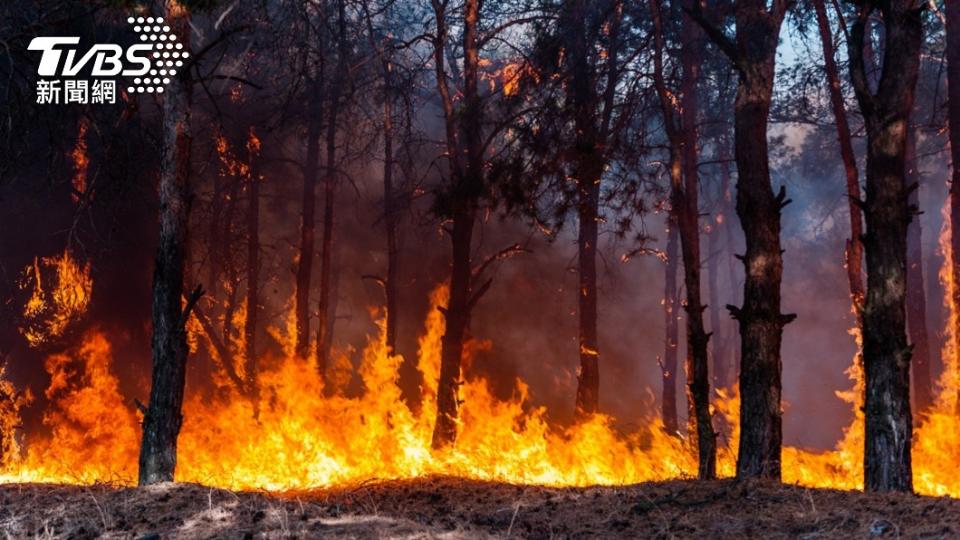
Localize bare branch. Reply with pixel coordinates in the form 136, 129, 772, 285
683, 4, 742, 73
472, 243, 531, 278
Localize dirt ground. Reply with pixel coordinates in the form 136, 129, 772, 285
2, 476, 960, 539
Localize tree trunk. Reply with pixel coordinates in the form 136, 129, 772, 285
295, 82, 322, 360
244, 128, 261, 397
315, 110, 337, 377
575, 161, 601, 416
663, 220, 680, 435
651, 0, 715, 478
692, 3, 794, 481
732, 72, 791, 482
848, 1, 921, 492
814, 0, 865, 319
433, 212, 474, 448
905, 129, 933, 414
678, 5, 716, 480
946, 0, 960, 415
316, 0, 348, 377
431, 0, 482, 448
383, 59, 399, 353
139, 4, 195, 486
565, 0, 620, 418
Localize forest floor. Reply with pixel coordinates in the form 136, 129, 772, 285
1, 476, 959, 539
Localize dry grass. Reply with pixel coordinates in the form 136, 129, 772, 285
2, 477, 959, 538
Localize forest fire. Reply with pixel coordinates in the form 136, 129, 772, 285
2, 285, 698, 490
0, 268, 959, 496
7, 0, 960, 536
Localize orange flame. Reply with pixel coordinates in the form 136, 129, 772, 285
18, 251, 93, 348
3, 235, 960, 494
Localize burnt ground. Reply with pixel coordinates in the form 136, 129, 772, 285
2, 477, 960, 539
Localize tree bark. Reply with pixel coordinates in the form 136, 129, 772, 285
316, 0, 348, 377
679, 3, 716, 480
383, 60, 399, 354
139, 3, 195, 486
575, 160, 601, 416
295, 81, 322, 360
431, 0, 482, 448
433, 212, 474, 448
814, 0, 865, 319
848, 1, 921, 492
905, 129, 933, 414
692, 0, 794, 481
650, 0, 716, 479
566, 0, 601, 417
362, 2, 401, 354
568, 0, 622, 418
946, 0, 960, 415
663, 220, 680, 435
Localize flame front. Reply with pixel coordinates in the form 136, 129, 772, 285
3, 257, 960, 493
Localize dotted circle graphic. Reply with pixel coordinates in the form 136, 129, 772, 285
125, 16, 189, 94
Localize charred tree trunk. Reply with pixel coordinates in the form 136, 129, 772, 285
814, 0, 865, 319
663, 220, 680, 435
680, 9, 717, 479
651, 0, 716, 479
729, 28, 793, 483
905, 130, 933, 414
567, 0, 601, 417
362, 2, 401, 354
315, 114, 337, 376
433, 211, 474, 447
431, 0, 482, 448
383, 61, 399, 353
848, 1, 921, 493
946, 0, 960, 415
244, 129, 261, 396
295, 81, 322, 360
139, 5, 197, 486
692, 0, 794, 481
575, 160, 601, 416
568, 0, 622, 417
678, 5, 716, 480
316, 0, 348, 377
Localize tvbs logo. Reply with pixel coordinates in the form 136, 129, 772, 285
29, 16, 189, 104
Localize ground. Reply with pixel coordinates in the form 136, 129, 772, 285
1, 477, 959, 538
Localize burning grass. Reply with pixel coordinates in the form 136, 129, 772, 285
2, 477, 960, 538
3, 281, 960, 495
